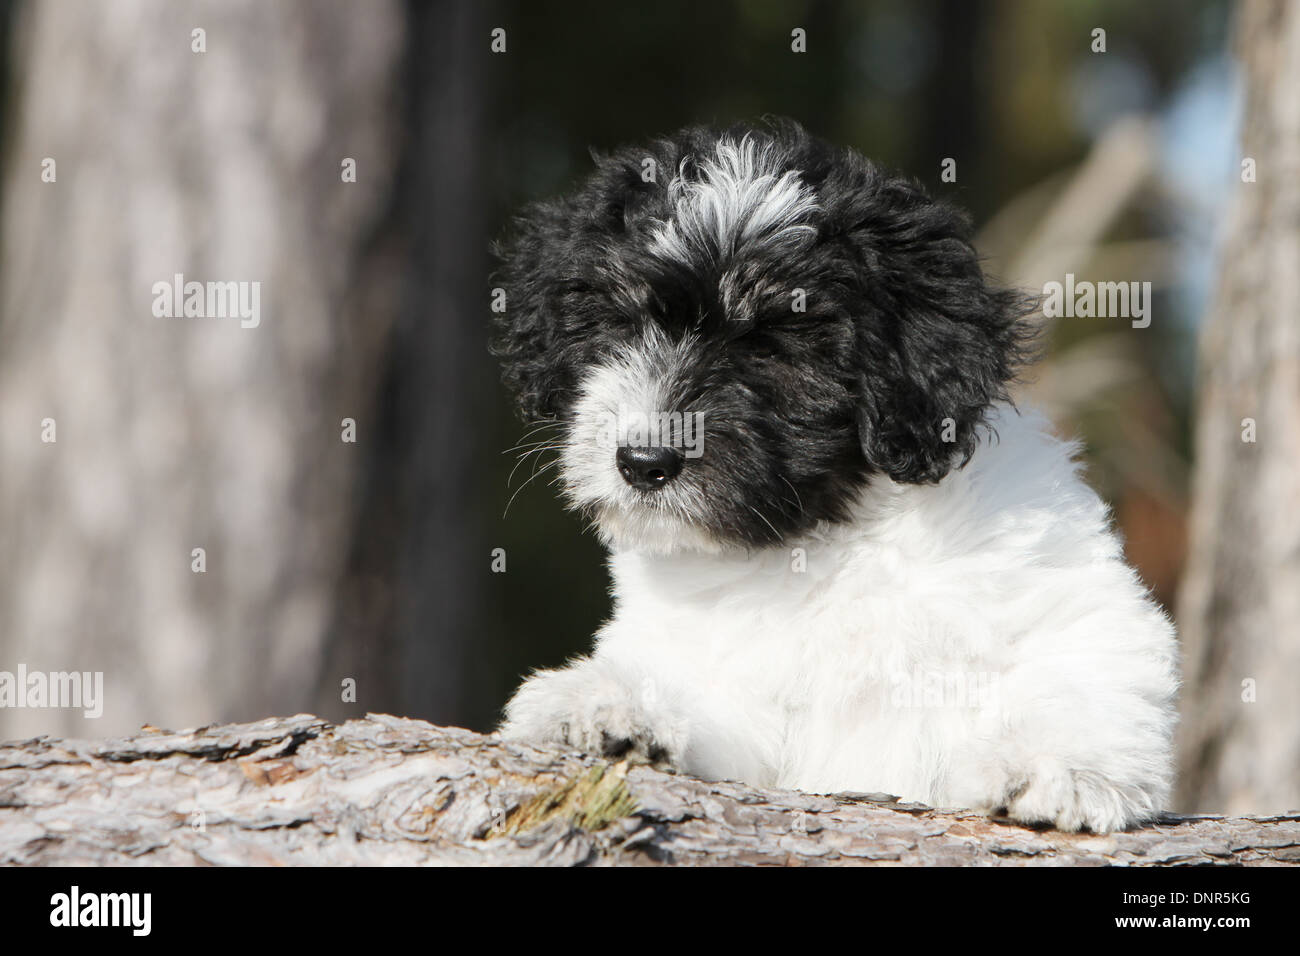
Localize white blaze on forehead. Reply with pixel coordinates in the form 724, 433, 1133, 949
649, 134, 819, 266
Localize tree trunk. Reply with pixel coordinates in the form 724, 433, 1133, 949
0, 0, 404, 738
312, 0, 494, 732
1176, 0, 1300, 814
1, 713, 1296, 866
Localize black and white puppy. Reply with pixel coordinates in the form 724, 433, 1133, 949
492, 119, 1178, 832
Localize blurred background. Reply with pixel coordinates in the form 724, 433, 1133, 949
0, 0, 1294, 816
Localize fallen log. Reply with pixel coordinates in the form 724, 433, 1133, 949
1, 713, 1296, 866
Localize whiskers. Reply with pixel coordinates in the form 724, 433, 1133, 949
502, 419, 570, 519
778, 475, 804, 519
746, 503, 782, 543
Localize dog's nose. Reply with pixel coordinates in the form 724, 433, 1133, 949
616, 446, 683, 490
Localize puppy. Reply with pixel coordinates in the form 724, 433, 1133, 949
492, 119, 1178, 833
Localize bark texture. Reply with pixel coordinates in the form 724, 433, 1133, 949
2, 714, 1297, 866
1175, 0, 1300, 814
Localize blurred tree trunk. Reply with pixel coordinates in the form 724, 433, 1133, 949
1176, 0, 1300, 814
312, 0, 493, 730
0, 0, 408, 737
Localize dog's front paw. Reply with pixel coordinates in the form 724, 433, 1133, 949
499, 661, 687, 771
990, 764, 1161, 833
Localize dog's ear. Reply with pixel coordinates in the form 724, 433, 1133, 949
829, 165, 1037, 484
491, 150, 659, 423
490, 197, 583, 423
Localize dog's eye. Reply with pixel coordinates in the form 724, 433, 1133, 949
557, 279, 596, 299
723, 316, 757, 341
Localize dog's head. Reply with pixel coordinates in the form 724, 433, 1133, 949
493, 119, 1036, 554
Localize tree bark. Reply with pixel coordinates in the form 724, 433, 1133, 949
1175, 0, 1300, 815
1, 714, 1296, 866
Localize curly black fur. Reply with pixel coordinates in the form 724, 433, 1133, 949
491, 118, 1038, 547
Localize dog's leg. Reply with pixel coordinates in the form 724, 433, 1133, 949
945, 680, 1174, 833
996, 764, 1164, 833
498, 656, 688, 770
